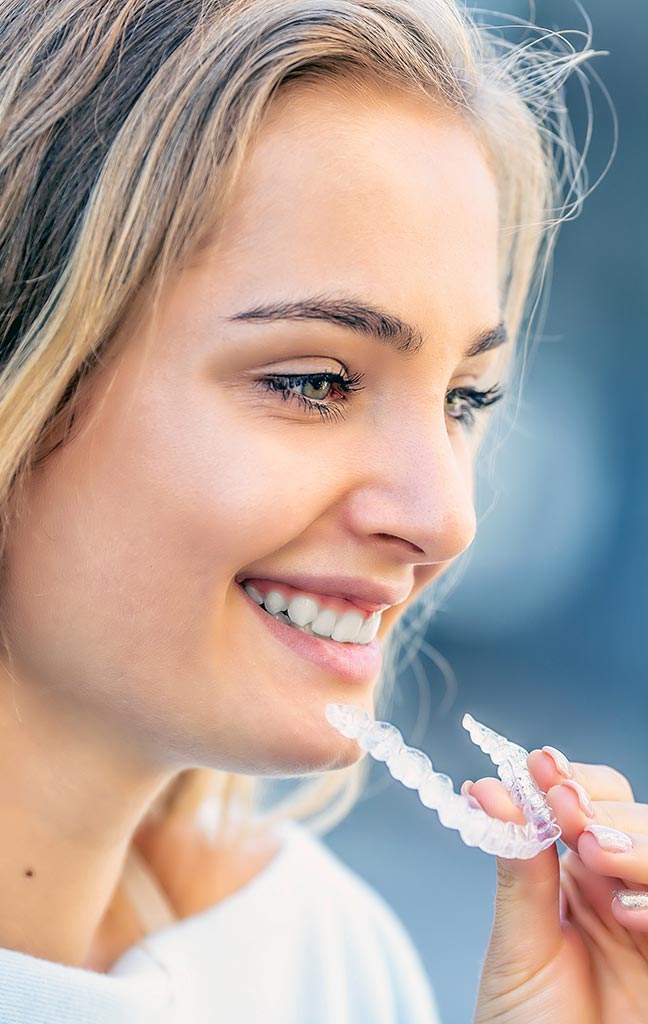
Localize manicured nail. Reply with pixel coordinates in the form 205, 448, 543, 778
584, 824, 634, 852
542, 745, 573, 778
561, 779, 595, 817
613, 890, 648, 911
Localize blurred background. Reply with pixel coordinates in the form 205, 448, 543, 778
316, 1, 647, 1021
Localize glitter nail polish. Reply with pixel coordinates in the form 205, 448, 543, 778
583, 824, 634, 852
613, 890, 648, 910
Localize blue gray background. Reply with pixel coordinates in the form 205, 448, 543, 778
320, 2, 647, 1021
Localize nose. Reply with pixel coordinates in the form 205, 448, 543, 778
344, 419, 478, 565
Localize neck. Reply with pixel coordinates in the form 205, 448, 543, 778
0, 678, 177, 969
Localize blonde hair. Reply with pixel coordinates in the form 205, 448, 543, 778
0, 0, 600, 858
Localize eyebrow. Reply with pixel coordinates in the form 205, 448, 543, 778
223, 293, 508, 358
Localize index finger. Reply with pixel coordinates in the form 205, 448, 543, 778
527, 749, 635, 804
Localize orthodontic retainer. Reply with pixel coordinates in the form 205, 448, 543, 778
325, 704, 561, 859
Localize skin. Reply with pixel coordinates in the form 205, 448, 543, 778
470, 758, 648, 1022
0, 79, 506, 971
0, 76, 644, 1012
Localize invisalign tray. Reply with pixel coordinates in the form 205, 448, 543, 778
325, 704, 562, 859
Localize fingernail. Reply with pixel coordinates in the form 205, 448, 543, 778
542, 745, 573, 778
461, 780, 482, 809
584, 824, 634, 852
561, 779, 595, 817
613, 890, 648, 911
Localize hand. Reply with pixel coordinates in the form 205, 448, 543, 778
469, 748, 648, 1023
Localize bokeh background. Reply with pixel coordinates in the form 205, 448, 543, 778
317, 1, 647, 1021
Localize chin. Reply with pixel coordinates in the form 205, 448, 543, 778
294, 727, 369, 775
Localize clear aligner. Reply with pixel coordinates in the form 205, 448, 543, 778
324, 704, 562, 860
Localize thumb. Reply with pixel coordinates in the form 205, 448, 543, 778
468, 778, 563, 972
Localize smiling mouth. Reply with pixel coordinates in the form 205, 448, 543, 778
236, 581, 378, 643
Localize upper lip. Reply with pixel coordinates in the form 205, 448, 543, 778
235, 573, 411, 614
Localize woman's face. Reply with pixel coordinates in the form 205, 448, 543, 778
1, 81, 508, 778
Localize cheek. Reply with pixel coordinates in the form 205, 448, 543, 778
137, 398, 342, 573
0, 383, 342, 693
0, 411, 315, 762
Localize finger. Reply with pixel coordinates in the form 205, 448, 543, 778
465, 776, 562, 973
576, 827, 648, 886
548, 786, 648, 852
560, 851, 637, 947
464, 776, 527, 826
562, 851, 648, 955
470, 762, 643, 850
611, 888, 648, 934
527, 748, 635, 803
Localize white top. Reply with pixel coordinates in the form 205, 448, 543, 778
0, 819, 441, 1023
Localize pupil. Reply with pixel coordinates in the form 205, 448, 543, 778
304, 379, 329, 399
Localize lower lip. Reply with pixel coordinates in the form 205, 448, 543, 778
237, 583, 383, 683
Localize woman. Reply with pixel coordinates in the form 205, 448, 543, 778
0, 0, 645, 1021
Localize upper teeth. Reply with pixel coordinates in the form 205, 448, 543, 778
243, 584, 381, 644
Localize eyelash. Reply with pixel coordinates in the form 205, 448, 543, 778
254, 370, 505, 429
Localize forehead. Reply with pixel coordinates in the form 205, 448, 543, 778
194, 78, 500, 349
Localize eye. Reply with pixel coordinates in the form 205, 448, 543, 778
445, 384, 505, 431
253, 370, 366, 423
254, 370, 505, 431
